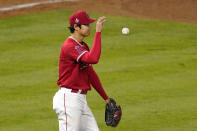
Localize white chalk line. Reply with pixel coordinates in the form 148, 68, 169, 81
0, 0, 78, 11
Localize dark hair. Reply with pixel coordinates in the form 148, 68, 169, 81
68, 24, 82, 33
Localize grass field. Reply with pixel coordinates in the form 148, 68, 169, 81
0, 10, 197, 131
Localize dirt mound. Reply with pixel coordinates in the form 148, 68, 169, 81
0, 0, 197, 24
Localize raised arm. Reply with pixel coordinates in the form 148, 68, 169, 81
80, 16, 106, 64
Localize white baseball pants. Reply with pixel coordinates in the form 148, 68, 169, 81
53, 88, 99, 131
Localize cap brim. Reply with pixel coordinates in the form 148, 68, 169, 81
89, 19, 96, 24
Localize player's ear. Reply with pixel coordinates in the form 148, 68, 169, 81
74, 24, 80, 31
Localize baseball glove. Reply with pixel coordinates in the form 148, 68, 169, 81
105, 98, 122, 127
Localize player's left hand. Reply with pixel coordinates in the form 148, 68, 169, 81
105, 98, 122, 127
105, 98, 110, 104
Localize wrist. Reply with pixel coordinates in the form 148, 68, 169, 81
105, 98, 110, 103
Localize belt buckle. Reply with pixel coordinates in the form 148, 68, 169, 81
70, 89, 87, 94
77, 89, 82, 94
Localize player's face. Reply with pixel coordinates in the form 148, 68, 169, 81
79, 24, 91, 37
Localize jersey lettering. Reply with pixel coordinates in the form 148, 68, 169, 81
75, 46, 84, 55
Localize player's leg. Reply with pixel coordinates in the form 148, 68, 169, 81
53, 90, 66, 131
80, 103, 99, 131
58, 106, 81, 131
53, 89, 82, 131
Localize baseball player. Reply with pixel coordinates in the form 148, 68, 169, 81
53, 10, 110, 131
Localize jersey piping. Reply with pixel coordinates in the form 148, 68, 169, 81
77, 51, 88, 62
69, 36, 84, 47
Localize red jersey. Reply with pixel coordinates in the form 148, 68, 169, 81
57, 32, 108, 100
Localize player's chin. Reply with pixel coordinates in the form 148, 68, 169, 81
83, 32, 90, 37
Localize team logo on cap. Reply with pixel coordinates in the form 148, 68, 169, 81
75, 18, 79, 23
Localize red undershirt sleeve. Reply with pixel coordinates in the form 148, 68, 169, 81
80, 32, 101, 64
88, 66, 109, 100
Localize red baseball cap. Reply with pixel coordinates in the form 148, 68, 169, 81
69, 11, 96, 26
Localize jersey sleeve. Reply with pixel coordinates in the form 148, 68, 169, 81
79, 32, 101, 64
88, 66, 109, 100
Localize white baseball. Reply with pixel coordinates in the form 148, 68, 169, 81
122, 27, 130, 35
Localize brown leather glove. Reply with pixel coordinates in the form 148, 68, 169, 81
105, 98, 122, 127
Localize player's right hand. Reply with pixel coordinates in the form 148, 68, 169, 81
96, 16, 106, 32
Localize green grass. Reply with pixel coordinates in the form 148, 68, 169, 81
0, 10, 197, 131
